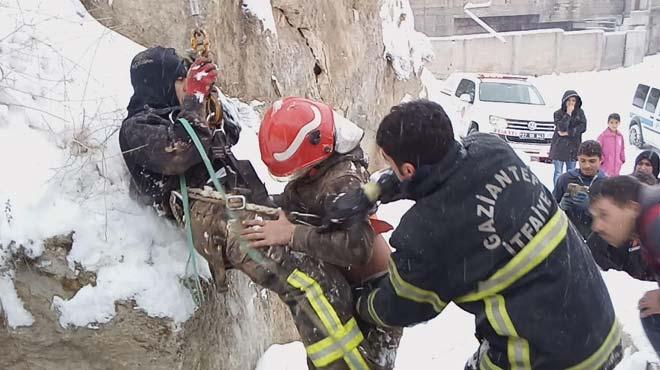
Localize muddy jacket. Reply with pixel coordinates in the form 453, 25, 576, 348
549, 90, 587, 161
357, 133, 620, 369
278, 148, 376, 269
119, 104, 216, 214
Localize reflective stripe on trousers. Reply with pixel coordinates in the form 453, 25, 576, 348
287, 269, 370, 370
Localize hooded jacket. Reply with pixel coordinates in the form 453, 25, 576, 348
549, 90, 587, 161
553, 167, 607, 239
118, 47, 241, 214
356, 133, 620, 369
635, 150, 660, 182
598, 128, 625, 176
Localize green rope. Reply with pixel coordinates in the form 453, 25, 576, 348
177, 117, 334, 344
177, 118, 273, 292
179, 175, 205, 305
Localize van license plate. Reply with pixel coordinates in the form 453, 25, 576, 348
519, 132, 545, 140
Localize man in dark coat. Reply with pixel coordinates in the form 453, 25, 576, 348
591, 176, 660, 355
553, 140, 606, 239
119, 47, 241, 215
354, 100, 621, 370
549, 90, 587, 187
585, 156, 659, 280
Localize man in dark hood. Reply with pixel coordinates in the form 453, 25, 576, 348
634, 150, 660, 184
549, 90, 587, 187
125, 46, 188, 118
119, 47, 240, 214
119, 47, 245, 287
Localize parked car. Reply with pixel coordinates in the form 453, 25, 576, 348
630, 82, 660, 149
438, 73, 556, 161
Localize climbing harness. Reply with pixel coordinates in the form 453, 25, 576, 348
177, 2, 369, 365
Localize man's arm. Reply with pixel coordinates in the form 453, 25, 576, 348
569, 110, 587, 136
120, 106, 213, 176
355, 209, 449, 327
355, 246, 446, 327
554, 109, 571, 133
553, 175, 568, 203
290, 174, 375, 267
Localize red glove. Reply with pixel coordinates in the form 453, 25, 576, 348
186, 58, 218, 100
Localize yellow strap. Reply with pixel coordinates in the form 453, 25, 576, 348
367, 288, 389, 327
457, 210, 568, 303
388, 258, 447, 312
480, 352, 504, 370
484, 294, 531, 370
306, 318, 367, 369
287, 269, 343, 333
287, 270, 369, 370
566, 320, 621, 370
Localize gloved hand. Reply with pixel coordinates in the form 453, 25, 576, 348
559, 193, 574, 211
572, 191, 590, 209
370, 169, 403, 204
321, 189, 375, 232
186, 57, 218, 100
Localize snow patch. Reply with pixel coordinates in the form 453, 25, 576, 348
241, 0, 278, 36
255, 342, 308, 370
380, 0, 434, 80
0, 274, 35, 328
0, 0, 289, 329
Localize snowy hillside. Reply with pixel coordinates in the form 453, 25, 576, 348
0, 0, 281, 330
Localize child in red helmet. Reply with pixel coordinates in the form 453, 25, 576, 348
228, 97, 400, 370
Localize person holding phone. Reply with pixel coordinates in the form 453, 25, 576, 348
553, 140, 606, 239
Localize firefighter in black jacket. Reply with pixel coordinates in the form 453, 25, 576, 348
353, 100, 622, 369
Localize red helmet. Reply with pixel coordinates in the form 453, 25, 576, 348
259, 97, 335, 179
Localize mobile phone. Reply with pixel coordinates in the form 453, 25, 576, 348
567, 183, 589, 197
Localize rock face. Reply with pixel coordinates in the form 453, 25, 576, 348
0, 234, 298, 370
80, 0, 422, 168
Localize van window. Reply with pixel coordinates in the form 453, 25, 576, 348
634, 84, 650, 108
455, 79, 476, 102
645, 88, 660, 114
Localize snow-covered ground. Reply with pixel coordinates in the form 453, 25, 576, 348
1, 0, 660, 368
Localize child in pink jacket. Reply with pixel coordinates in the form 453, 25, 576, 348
597, 113, 625, 176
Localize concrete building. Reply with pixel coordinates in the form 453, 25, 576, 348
410, 0, 652, 37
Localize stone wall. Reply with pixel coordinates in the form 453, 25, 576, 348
410, 0, 625, 37
427, 28, 650, 78
80, 0, 422, 168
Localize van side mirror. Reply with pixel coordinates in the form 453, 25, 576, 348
460, 93, 473, 103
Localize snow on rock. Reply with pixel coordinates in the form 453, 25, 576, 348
0, 0, 274, 329
0, 274, 34, 328
241, 0, 278, 36
380, 0, 434, 80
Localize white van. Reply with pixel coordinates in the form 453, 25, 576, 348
630, 83, 660, 149
437, 73, 556, 161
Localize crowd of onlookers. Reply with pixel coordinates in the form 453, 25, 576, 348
548, 89, 660, 357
